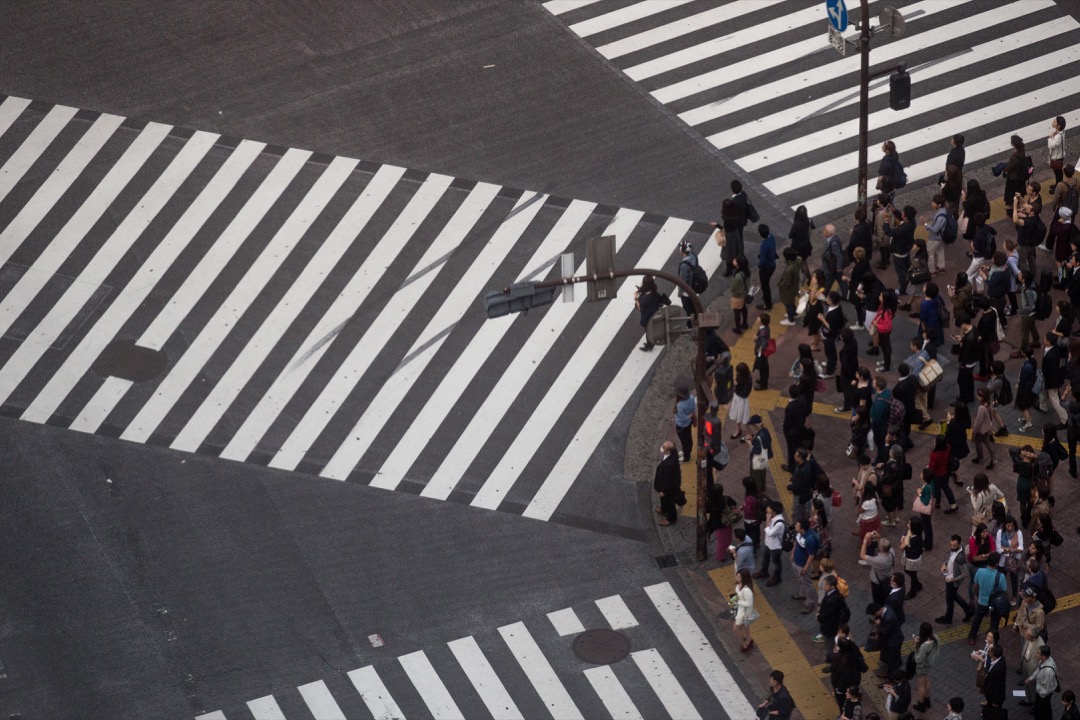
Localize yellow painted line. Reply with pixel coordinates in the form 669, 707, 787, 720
709, 564, 837, 718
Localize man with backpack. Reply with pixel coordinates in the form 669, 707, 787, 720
922, 194, 951, 274
821, 224, 847, 297
759, 501, 787, 587
1053, 164, 1079, 217
968, 551, 1010, 643
1010, 445, 1039, 528
1024, 645, 1059, 719
677, 241, 706, 328
1014, 197, 1047, 278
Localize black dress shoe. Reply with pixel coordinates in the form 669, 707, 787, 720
781, 464, 792, 472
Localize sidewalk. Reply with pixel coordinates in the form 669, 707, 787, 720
642, 159, 1080, 719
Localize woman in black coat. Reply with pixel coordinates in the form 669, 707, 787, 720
788, 205, 814, 280
830, 638, 866, 712
944, 401, 971, 484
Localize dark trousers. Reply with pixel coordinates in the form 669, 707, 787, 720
1018, 495, 1032, 529
824, 337, 838, 375
785, 302, 797, 321
879, 331, 892, 370
681, 295, 695, 328
754, 355, 770, 387
871, 423, 887, 463
854, 298, 866, 325
660, 494, 677, 523
1034, 692, 1053, 720
676, 423, 693, 460
761, 547, 782, 580
893, 254, 911, 295
932, 475, 956, 506
1070, 432, 1078, 476
958, 365, 975, 402
944, 581, 972, 622
841, 377, 856, 410
785, 431, 802, 467
921, 510, 934, 551
745, 521, 761, 550
882, 638, 902, 674
871, 580, 888, 607
967, 602, 1003, 641
759, 266, 774, 308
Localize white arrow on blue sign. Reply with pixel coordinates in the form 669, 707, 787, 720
826, 0, 848, 32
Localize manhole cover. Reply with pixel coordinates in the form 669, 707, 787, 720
571, 629, 631, 664
91, 340, 167, 382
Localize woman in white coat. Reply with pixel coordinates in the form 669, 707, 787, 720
732, 568, 757, 652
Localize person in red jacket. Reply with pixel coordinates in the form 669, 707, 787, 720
928, 436, 958, 513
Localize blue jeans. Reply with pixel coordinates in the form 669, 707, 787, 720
893, 253, 911, 295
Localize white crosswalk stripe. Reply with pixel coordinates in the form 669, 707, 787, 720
0, 95, 713, 529
193, 583, 746, 720
544, 0, 1080, 218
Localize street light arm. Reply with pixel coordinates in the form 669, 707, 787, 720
529, 268, 705, 315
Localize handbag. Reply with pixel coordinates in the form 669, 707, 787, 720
976, 664, 986, 690
912, 494, 932, 515
745, 607, 761, 624
958, 211, 969, 237
714, 228, 727, 247
832, 489, 843, 507
918, 359, 944, 387
762, 338, 777, 357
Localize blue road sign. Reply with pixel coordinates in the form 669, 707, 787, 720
826, 0, 848, 32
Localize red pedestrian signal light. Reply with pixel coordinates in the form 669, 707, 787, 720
703, 413, 722, 453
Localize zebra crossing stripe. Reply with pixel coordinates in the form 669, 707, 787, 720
297, 679, 348, 720
471, 217, 694, 511
323, 191, 551, 483
802, 108, 1080, 217
0, 112, 123, 269
707, 18, 1074, 150
621, 1, 820, 81
447, 636, 525, 720
246, 694, 287, 720
21, 139, 266, 424
219, 171, 454, 463
169, 162, 406, 453
120, 155, 358, 444
68, 376, 132, 434
0, 130, 218, 408
596, 0, 785, 61
194, 712, 227, 720
645, 582, 757, 719
547, 607, 585, 637
583, 665, 644, 720
0, 103, 77, 203
68, 147, 312, 434
595, 595, 639, 630
568, 0, 694, 38
632, 648, 702, 720
346, 665, 406, 720
0, 95, 32, 146
418, 207, 642, 502
498, 621, 584, 720
542, 0, 602, 16
772, 74, 1080, 198
269, 181, 502, 472
0, 120, 172, 344
369, 198, 596, 491
398, 650, 465, 720
677, 0, 986, 126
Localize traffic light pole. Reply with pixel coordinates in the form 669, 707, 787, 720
526, 268, 713, 561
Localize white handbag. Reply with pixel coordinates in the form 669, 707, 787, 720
918, 359, 944, 387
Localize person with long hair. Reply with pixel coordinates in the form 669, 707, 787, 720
741, 476, 761, 551
857, 480, 881, 540
732, 568, 756, 652
789, 205, 814, 280
1048, 116, 1067, 190
900, 515, 925, 598
928, 436, 958, 511
805, 269, 827, 351
728, 363, 752, 438
967, 521, 996, 607
1015, 347, 1038, 432
830, 639, 867, 713
941, 164, 963, 218
912, 622, 940, 713
996, 515, 1025, 601
729, 254, 751, 333
873, 289, 897, 372
972, 388, 997, 469
1001, 134, 1028, 215
961, 178, 991, 241
968, 472, 1005, 531
945, 402, 971, 484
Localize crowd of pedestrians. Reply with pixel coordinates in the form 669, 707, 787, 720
653, 121, 1080, 720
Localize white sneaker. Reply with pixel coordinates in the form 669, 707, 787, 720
780, 318, 796, 326
678, 451, 686, 462
849, 324, 865, 331
1038, 244, 1052, 253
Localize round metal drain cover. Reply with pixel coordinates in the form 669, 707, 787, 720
572, 629, 631, 664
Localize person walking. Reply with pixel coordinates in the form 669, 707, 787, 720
822, 224, 847, 296
967, 520, 996, 607
937, 533, 973, 625
968, 551, 1009, 643
757, 224, 777, 310
912, 468, 935, 550
653, 441, 681, 526
911, 622, 941, 713
972, 388, 997, 469
900, 516, 925, 599
732, 568, 757, 652
677, 240, 701, 327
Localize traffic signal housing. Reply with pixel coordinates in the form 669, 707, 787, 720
889, 68, 910, 111
702, 413, 723, 454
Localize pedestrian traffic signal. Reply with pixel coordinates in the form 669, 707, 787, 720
483, 282, 558, 318
889, 68, 910, 111
702, 413, 722, 453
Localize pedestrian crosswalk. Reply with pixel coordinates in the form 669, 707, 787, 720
0, 95, 716, 525
544, 0, 1080, 218
193, 581, 756, 720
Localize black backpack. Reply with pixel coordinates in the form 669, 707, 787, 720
781, 523, 796, 552
940, 211, 959, 244
997, 377, 1014, 405
1063, 182, 1080, 216
685, 258, 709, 294
989, 570, 1011, 616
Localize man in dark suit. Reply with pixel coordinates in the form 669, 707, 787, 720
1042, 332, 1067, 427
982, 644, 1008, 713
654, 440, 682, 526
891, 362, 919, 447
782, 384, 810, 470
816, 575, 848, 644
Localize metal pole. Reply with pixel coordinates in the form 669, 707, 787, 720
857, 0, 870, 210
533, 269, 711, 560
